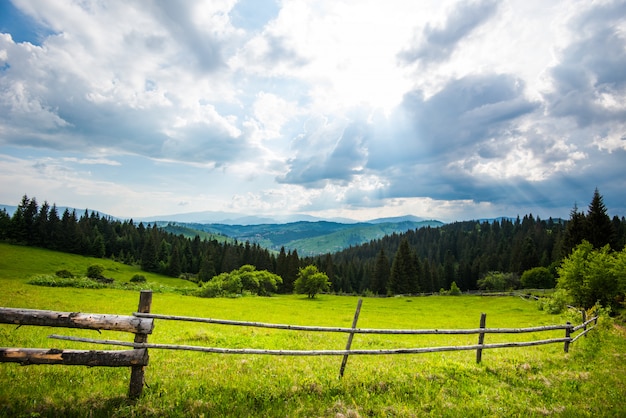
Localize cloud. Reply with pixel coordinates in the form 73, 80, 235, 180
62, 157, 121, 166
0, 1, 260, 166
1, 0, 626, 222
277, 115, 368, 186
399, 0, 500, 66
147, 0, 229, 73
546, 0, 626, 127
367, 73, 539, 167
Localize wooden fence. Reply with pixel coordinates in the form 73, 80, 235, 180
0, 291, 153, 398
0, 290, 599, 399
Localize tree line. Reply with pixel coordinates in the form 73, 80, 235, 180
305, 189, 625, 295
1, 189, 624, 296
0, 195, 301, 293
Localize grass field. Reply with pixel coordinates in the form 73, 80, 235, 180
1, 243, 625, 417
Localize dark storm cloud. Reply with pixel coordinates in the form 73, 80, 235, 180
367, 73, 538, 168
546, 0, 626, 126
279, 72, 539, 199
399, 0, 499, 66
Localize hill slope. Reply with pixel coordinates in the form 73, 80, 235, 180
160, 219, 444, 255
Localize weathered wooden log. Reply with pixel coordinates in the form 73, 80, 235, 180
0, 347, 148, 367
572, 316, 599, 332
49, 334, 570, 356
571, 325, 597, 343
339, 298, 362, 378
134, 312, 568, 335
129, 290, 152, 399
0, 308, 153, 334
476, 313, 487, 364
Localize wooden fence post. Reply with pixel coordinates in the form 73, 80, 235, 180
564, 321, 571, 353
129, 290, 152, 399
339, 298, 363, 378
582, 310, 587, 337
476, 313, 487, 364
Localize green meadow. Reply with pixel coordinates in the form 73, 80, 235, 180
1, 243, 625, 417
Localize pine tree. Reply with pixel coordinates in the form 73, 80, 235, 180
390, 239, 417, 294
198, 252, 217, 282
371, 249, 390, 295
167, 243, 182, 277
586, 188, 615, 249
563, 203, 586, 255
140, 230, 159, 272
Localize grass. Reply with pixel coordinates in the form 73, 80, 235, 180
1, 243, 625, 417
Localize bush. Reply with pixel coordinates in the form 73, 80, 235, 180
86, 264, 105, 280
195, 265, 282, 298
28, 275, 107, 289
130, 274, 146, 283
557, 241, 623, 309
195, 280, 224, 298
55, 269, 74, 278
537, 288, 569, 314
521, 266, 555, 289
449, 281, 462, 296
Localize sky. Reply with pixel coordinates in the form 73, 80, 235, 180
0, 0, 625, 223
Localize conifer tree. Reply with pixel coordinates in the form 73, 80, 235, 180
390, 239, 417, 294
371, 248, 390, 295
586, 188, 615, 249
198, 251, 217, 282
140, 231, 159, 272
563, 203, 586, 255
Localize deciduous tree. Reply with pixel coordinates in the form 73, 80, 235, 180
294, 265, 330, 298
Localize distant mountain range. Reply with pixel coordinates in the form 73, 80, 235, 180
2, 203, 445, 255
156, 219, 444, 256
0, 202, 572, 256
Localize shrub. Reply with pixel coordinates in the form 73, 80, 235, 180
557, 241, 623, 309
195, 280, 224, 298
55, 269, 74, 278
86, 264, 105, 279
537, 288, 569, 314
521, 266, 555, 289
130, 274, 146, 283
478, 271, 519, 291
28, 275, 107, 289
449, 281, 462, 296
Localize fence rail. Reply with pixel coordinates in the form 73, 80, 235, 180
131, 312, 570, 334
0, 290, 599, 399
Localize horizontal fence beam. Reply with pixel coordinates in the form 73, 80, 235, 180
572, 316, 599, 332
571, 325, 597, 343
0, 347, 148, 367
49, 334, 570, 356
134, 312, 568, 335
1, 308, 153, 334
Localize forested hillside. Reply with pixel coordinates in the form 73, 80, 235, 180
1, 190, 623, 295
158, 219, 443, 255
308, 189, 625, 294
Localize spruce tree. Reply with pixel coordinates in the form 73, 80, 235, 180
390, 239, 417, 294
371, 248, 390, 295
586, 188, 615, 249
563, 203, 586, 255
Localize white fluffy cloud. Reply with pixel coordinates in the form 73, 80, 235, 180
0, 0, 625, 221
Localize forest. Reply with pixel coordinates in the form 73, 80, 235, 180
1, 189, 624, 295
